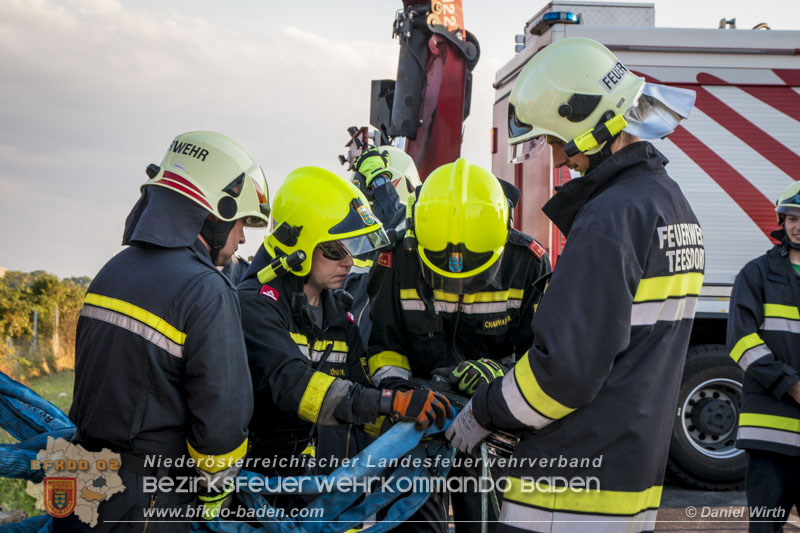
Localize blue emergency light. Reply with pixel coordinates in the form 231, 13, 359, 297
543, 11, 580, 24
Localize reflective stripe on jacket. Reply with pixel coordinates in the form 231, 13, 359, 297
238, 246, 376, 461
71, 240, 252, 466
473, 142, 703, 531
727, 245, 800, 455
366, 229, 550, 381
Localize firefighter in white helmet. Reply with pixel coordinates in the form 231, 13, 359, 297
727, 181, 800, 532
61, 131, 270, 531
446, 37, 703, 532
345, 145, 422, 346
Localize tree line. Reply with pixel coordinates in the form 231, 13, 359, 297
0, 271, 90, 381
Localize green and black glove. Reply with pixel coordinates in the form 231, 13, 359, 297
449, 358, 505, 395
197, 475, 236, 520
378, 388, 453, 431
354, 148, 391, 189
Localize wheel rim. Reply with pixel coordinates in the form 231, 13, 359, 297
680, 377, 744, 459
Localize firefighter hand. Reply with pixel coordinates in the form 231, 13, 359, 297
449, 358, 505, 395
789, 381, 800, 404
380, 389, 453, 431
197, 478, 235, 520
354, 148, 391, 188
446, 399, 491, 455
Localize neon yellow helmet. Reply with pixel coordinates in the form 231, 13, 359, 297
776, 181, 800, 224
380, 145, 422, 204
146, 131, 270, 227
508, 37, 644, 162
265, 167, 390, 276
415, 158, 508, 293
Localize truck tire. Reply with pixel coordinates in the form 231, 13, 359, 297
667, 344, 746, 490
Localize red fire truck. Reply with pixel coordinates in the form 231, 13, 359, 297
354, 0, 800, 489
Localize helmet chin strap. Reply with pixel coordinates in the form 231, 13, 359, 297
200, 217, 236, 264
785, 237, 800, 251
772, 221, 800, 252
586, 135, 619, 171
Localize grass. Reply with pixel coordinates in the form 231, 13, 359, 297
0, 371, 74, 517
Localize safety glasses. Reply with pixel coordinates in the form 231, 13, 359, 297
317, 240, 351, 261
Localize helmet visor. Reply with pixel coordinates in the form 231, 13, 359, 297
508, 103, 533, 139
777, 193, 800, 214
508, 136, 547, 164
319, 228, 391, 260
421, 252, 504, 295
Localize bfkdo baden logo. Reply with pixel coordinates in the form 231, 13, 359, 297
44, 477, 77, 518
28, 437, 126, 527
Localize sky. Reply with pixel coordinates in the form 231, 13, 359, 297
1, 0, 797, 278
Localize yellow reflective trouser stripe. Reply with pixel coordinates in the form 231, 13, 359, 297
633, 272, 704, 302
730, 332, 765, 363
84, 293, 186, 345
764, 303, 800, 320
514, 352, 575, 421
739, 413, 800, 433
187, 438, 248, 474
352, 258, 374, 268
504, 477, 663, 515
368, 351, 411, 376
298, 372, 336, 423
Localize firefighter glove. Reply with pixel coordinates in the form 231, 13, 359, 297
446, 399, 491, 455
198, 478, 235, 520
354, 148, 391, 188
450, 358, 505, 395
379, 389, 453, 431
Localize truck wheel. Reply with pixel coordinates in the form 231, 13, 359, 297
667, 344, 746, 490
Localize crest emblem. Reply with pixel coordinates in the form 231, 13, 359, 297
356, 204, 376, 226
448, 252, 463, 273
44, 477, 77, 518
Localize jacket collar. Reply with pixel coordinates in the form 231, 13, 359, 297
766, 242, 792, 276
189, 239, 236, 290
542, 141, 669, 237
122, 186, 208, 248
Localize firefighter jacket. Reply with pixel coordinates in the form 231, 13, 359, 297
727, 242, 800, 456
343, 181, 407, 347
71, 204, 252, 469
472, 142, 704, 532
365, 228, 550, 385
238, 246, 380, 463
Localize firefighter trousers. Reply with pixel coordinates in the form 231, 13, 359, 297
745, 449, 800, 533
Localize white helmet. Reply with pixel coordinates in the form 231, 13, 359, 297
380, 145, 421, 203
508, 38, 644, 161
146, 131, 270, 228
